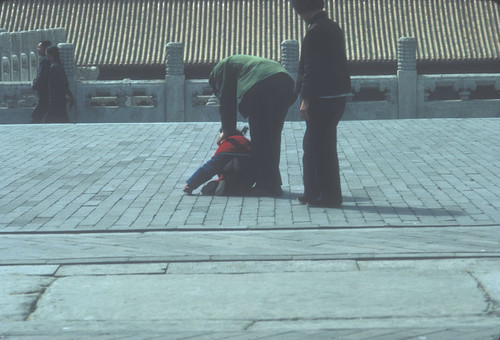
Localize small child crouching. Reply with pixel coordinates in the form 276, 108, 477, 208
184, 127, 254, 196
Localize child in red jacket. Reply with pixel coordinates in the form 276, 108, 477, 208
184, 127, 254, 196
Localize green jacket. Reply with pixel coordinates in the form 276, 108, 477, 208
209, 55, 294, 133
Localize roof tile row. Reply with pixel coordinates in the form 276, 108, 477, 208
1, 0, 499, 67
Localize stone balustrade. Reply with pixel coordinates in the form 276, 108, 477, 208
0, 28, 67, 82
418, 74, 500, 118
74, 79, 165, 123
0, 35, 499, 124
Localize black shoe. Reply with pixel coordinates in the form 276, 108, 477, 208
183, 185, 193, 195
214, 179, 226, 196
307, 197, 342, 208
201, 180, 219, 195
297, 196, 311, 205
272, 187, 283, 197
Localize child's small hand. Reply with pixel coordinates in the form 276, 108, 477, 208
217, 132, 225, 145
300, 99, 310, 121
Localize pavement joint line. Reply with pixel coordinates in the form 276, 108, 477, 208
23, 277, 56, 322
0, 223, 498, 235
243, 314, 498, 323
467, 271, 500, 314
2, 254, 499, 267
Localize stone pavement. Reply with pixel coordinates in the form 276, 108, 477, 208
0, 118, 499, 339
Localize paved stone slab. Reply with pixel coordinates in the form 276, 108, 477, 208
0, 265, 58, 275
2, 259, 498, 337
0, 119, 498, 232
357, 258, 500, 271
24, 271, 491, 324
166, 260, 358, 274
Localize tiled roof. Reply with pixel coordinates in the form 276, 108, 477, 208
1, 0, 499, 67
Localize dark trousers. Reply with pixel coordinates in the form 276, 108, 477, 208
244, 74, 295, 191
31, 97, 49, 123
187, 154, 235, 189
303, 97, 345, 203
45, 100, 70, 123
187, 154, 254, 193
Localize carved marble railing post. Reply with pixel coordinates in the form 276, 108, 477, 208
0, 32, 11, 80
53, 28, 66, 45
281, 39, 300, 121
10, 32, 21, 58
20, 30, 33, 55
29, 52, 38, 80
281, 39, 299, 75
1, 56, 9, 81
19, 30, 29, 81
45, 28, 56, 46
397, 37, 417, 118
165, 42, 185, 121
24, 30, 40, 79
58, 43, 76, 123
20, 53, 29, 81
26, 30, 39, 52
37, 28, 51, 45
10, 32, 21, 80
11, 54, 19, 81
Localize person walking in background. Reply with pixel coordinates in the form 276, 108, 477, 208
30, 40, 51, 123
44, 46, 73, 123
209, 55, 296, 197
291, 0, 351, 207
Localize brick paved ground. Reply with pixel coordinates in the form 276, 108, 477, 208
0, 118, 499, 339
0, 118, 498, 232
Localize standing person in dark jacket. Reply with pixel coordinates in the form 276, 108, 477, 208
209, 55, 296, 197
44, 46, 72, 123
30, 40, 51, 123
292, 0, 351, 207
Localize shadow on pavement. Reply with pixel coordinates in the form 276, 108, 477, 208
340, 204, 463, 217
287, 192, 463, 217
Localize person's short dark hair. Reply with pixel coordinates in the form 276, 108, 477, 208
291, 0, 324, 14
46, 45, 62, 64
40, 40, 52, 50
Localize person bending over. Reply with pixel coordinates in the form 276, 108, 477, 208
209, 55, 296, 197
